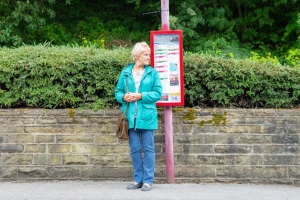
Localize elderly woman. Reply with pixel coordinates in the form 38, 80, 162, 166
115, 42, 162, 191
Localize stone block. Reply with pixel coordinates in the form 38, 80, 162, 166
57, 135, 94, 143
73, 117, 88, 124
89, 145, 129, 155
155, 154, 165, 165
192, 124, 219, 134
24, 118, 35, 124
105, 109, 121, 116
25, 144, 46, 153
90, 156, 116, 166
290, 126, 300, 134
0, 117, 6, 124
215, 145, 251, 154
48, 144, 71, 153
80, 166, 132, 178
89, 117, 105, 124
106, 124, 117, 133
154, 134, 164, 143
36, 117, 57, 124
253, 145, 298, 154
175, 166, 215, 178
63, 155, 89, 165
170, 117, 182, 124
7, 117, 25, 125
71, 144, 92, 154
22, 109, 46, 116
175, 134, 204, 144
2, 155, 32, 165
5, 134, 34, 143
115, 155, 131, 166
219, 125, 262, 133
73, 125, 103, 134
102, 117, 119, 125
155, 144, 163, 154
272, 135, 298, 144
172, 144, 183, 154
18, 167, 48, 177
229, 117, 265, 125
154, 166, 166, 177
267, 125, 297, 134
35, 135, 55, 143
263, 155, 296, 165
236, 134, 272, 144
288, 166, 300, 178
204, 134, 235, 144
250, 109, 277, 116
56, 117, 73, 124
46, 109, 69, 116
216, 166, 253, 178
266, 117, 299, 125
0, 144, 23, 153
173, 124, 193, 134
295, 180, 300, 186
94, 135, 117, 144
0, 110, 21, 116
197, 155, 235, 165
0, 126, 25, 133
33, 154, 61, 165
235, 155, 263, 165
183, 145, 214, 154
25, 126, 74, 134
76, 109, 105, 116
1, 167, 18, 178
47, 167, 80, 178
252, 166, 286, 178
175, 155, 197, 165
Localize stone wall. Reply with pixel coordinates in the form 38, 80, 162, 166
0, 108, 299, 185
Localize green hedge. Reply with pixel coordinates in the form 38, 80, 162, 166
0, 45, 131, 109
0, 45, 299, 109
184, 53, 300, 108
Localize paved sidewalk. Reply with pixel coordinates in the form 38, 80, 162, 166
0, 181, 299, 200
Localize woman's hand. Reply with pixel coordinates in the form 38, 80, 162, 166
123, 92, 142, 102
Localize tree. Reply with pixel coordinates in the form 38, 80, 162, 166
0, 0, 70, 46
169, 0, 300, 51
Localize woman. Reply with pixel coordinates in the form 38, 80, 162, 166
115, 42, 162, 191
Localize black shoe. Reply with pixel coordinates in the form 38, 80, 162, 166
127, 183, 143, 189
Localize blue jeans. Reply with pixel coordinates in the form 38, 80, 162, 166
128, 128, 155, 185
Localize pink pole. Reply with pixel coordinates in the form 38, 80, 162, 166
161, 0, 174, 184
161, 0, 170, 31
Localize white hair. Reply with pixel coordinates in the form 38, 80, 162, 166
131, 42, 150, 61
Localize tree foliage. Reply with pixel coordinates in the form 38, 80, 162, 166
0, 0, 71, 46
168, 0, 300, 51
0, 0, 299, 65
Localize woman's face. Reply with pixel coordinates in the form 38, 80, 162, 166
136, 50, 150, 66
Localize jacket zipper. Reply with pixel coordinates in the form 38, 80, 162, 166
131, 67, 151, 131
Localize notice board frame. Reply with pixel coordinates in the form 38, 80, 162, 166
150, 30, 184, 106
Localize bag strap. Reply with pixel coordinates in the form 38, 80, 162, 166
125, 76, 129, 116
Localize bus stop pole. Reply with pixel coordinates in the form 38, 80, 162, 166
161, 0, 174, 184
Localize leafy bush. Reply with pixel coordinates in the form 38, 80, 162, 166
284, 48, 300, 67
184, 53, 300, 108
0, 44, 131, 109
0, 45, 299, 109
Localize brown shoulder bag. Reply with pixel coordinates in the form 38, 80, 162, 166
116, 77, 129, 140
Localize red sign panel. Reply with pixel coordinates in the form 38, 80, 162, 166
150, 30, 184, 106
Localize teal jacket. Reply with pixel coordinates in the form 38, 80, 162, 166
115, 63, 162, 130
